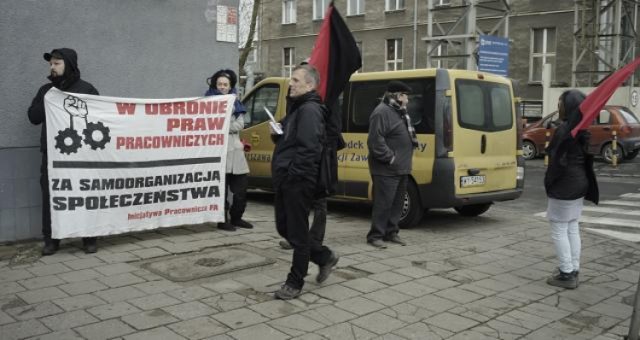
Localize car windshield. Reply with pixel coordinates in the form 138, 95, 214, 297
619, 107, 640, 124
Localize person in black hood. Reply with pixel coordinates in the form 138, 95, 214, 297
544, 89, 599, 289
271, 64, 338, 300
27, 48, 99, 256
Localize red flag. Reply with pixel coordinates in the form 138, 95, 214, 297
309, 2, 362, 107
572, 56, 640, 137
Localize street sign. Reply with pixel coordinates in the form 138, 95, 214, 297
478, 35, 509, 77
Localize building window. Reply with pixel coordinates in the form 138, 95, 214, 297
282, 0, 296, 24
386, 39, 403, 71
385, 0, 405, 11
313, 0, 330, 20
283, 47, 295, 77
434, 0, 451, 6
348, 0, 364, 16
530, 28, 556, 82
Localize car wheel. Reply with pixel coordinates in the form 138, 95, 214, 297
601, 143, 624, 164
522, 140, 537, 160
398, 181, 423, 229
624, 149, 639, 160
454, 203, 492, 217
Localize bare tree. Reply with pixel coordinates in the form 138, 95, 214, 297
239, 0, 261, 71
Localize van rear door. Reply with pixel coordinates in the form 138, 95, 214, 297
452, 76, 517, 195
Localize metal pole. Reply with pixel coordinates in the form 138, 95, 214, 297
627, 271, 640, 340
426, 0, 433, 67
413, 0, 418, 69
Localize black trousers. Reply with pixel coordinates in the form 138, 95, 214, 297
40, 153, 96, 244
224, 173, 248, 221
275, 178, 332, 289
367, 174, 407, 242
310, 198, 327, 246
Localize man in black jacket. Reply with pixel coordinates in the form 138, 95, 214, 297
28, 48, 99, 256
271, 64, 338, 300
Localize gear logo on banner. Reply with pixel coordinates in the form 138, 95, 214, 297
54, 95, 111, 154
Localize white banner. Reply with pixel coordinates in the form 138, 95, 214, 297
44, 88, 234, 238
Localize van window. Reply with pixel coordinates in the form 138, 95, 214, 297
456, 79, 513, 132
242, 84, 280, 128
347, 78, 435, 134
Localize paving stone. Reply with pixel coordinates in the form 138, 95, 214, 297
496, 309, 554, 330
58, 279, 109, 295
389, 281, 437, 297
228, 323, 289, 340
87, 301, 142, 320
121, 309, 179, 330
5, 301, 63, 321
38, 253, 80, 265
415, 275, 460, 290
130, 247, 171, 259
423, 312, 479, 332
268, 314, 325, 336
587, 300, 634, 320
0, 309, 14, 325
444, 269, 491, 283
123, 326, 186, 340
129, 293, 182, 310
166, 286, 217, 302
393, 267, 434, 279
27, 329, 85, 340
334, 296, 386, 316
0, 282, 25, 295
94, 286, 146, 303
379, 304, 437, 324
162, 301, 217, 320
94, 263, 139, 276
407, 294, 458, 313
18, 275, 66, 290
63, 257, 106, 270
249, 299, 305, 319
473, 320, 530, 339
57, 269, 104, 283
26, 263, 70, 277
235, 273, 283, 289
201, 279, 247, 294
351, 311, 407, 335
313, 284, 361, 301
52, 293, 105, 311
168, 316, 229, 339
341, 278, 388, 293
95, 252, 140, 264
74, 319, 136, 340
0, 319, 49, 340
351, 262, 394, 274
17, 286, 68, 304
393, 322, 446, 340
363, 288, 413, 306
315, 322, 377, 340
97, 272, 146, 288
132, 280, 182, 294
434, 287, 483, 304
212, 307, 269, 329
40, 309, 99, 331
302, 305, 357, 326
368, 272, 413, 285
473, 278, 518, 292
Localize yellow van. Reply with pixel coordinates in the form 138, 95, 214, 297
239, 68, 525, 227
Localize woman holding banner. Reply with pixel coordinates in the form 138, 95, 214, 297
205, 69, 253, 231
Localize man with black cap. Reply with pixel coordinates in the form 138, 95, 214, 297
28, 48, 99, 256
366, 80, 419, 249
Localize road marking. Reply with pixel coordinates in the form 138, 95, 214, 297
599, 200, 640, 207
534, 212, 639, 228
621, 193, 640, 199
586, 228, 640, 243
582, 206, 640, 216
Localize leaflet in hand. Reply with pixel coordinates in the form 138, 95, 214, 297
264, 107, 283, 135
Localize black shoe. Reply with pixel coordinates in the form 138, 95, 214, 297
274, 284, 302, 300
367, 239, 387, 249
386, 234, 407, 246
316, 252, 339, 284
42, 239, 60, 256
279, 240, 293, 250
217, 222, 236, 231
83, 237, 97, 254
231, 219, 254, 229
546, 269, 577, 289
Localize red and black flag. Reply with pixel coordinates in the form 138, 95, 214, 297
309, 2, 362, 108
572, 55, 640, 137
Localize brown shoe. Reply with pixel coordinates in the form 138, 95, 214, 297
279, 240, 293, 250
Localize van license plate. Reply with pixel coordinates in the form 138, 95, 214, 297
460, 175, 486, 187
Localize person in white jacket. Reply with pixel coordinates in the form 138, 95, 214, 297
205, 69, 253, 231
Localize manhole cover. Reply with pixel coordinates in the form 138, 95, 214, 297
144, 248, 275, 282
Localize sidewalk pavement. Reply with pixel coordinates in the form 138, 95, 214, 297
1, 199, 639, 340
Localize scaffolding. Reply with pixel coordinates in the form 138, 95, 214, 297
572, 0, 639, 86
423, 0, 512, 71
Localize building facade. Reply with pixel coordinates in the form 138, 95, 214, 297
255, 0, 639, 102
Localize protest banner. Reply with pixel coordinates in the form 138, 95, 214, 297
44, 88, 234, 238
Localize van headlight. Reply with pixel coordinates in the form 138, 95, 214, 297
517, 166, 525, 180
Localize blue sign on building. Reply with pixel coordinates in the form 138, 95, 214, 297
478, 35, 510, 77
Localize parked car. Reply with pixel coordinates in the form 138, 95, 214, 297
522, 106, 640, 163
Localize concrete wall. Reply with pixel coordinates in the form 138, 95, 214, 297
0, 0, 239, 242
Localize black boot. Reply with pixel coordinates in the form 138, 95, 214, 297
546, 269, 577, 289
42, 239, 60, 256
231, 218, 254, 229
82, 237, 97, 254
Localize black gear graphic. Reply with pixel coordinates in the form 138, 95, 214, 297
55, 128, 83, 154
83, 121, 111, 150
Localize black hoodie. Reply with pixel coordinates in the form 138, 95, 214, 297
28, 48, 99, 152
544, 90, 599, 203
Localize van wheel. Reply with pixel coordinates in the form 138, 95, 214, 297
454, 203, 491, 217
522, 141, 537, 160
399, 181, 423, 229
601, 143, 623, 164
